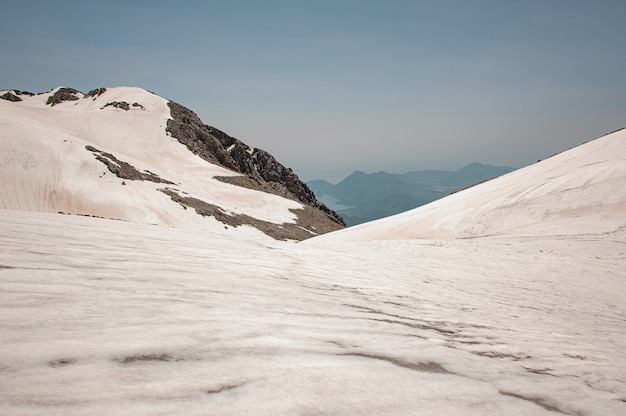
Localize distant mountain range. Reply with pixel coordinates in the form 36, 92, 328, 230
307, 163, 515, 226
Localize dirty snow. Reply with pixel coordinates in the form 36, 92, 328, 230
0, 87, 302, 235
0, 90, 625, 415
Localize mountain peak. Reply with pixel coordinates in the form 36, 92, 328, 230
0, 85, 345, 240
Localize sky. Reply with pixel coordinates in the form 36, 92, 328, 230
2, 1, 625, 182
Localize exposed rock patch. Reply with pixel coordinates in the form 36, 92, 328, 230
102, 101, 145, 111
1, 89, 35, 102
207, 125, 335, 211
85, 87, 107, 99
86, 145, 175, 184
165, 100, 345, 227
1, 91, 22, 102
166, 101, 238, 170
160, 187, 337, 241
46, 88, 81, 106
102, 101, 130, 111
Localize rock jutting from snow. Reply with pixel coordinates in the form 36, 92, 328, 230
1, 91, 22, 102
45, 87, 81, 106
85, 87, 107, 99
85, 145, 175, 184
1, 90, 35, 102
101, 101, 146, 111
165, 101, 346, 227
159, 187, 331, 241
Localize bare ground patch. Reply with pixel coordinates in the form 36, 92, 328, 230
86, 145, 175, 184
159, 187, 342, 241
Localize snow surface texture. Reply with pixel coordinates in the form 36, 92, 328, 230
1, 210, 625, 415
0, 87, 303, 239
1, 101, 625, 414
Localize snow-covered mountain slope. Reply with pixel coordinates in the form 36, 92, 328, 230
1, 207, 625, 415
1, 90, 624, 415
0, 87, 343, 240
306, 128, 626, 243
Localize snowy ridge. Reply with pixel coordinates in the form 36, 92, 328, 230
307, 128, 626, 243
0, 87, 340, 240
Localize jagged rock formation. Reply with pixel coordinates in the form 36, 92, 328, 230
1, 90, 34, 102
46, 87, 81, 106
85, 87, 107, 99
166, 101, 238, 170
1, 92, 22, 102
166, 101, 345, 227
101, 101, 146, 111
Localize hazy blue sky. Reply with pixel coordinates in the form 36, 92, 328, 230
2, 1, 625, 181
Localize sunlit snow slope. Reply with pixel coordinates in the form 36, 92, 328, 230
307, 128, 626, 243
1, 100, 625, 415
0, 87, 311, 239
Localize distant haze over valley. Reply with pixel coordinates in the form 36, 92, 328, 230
308, 162, 515, 226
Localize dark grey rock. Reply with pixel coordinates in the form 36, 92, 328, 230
85, 145, 175, 184
165, 100, 345, 227
159, 187, 338, 241
1, 91, 22, 102
46, 88, 81, 106
85, 87, 107, 99
166, 101, 240, 170
102, 101, 130, 111
15, 90, 35, 96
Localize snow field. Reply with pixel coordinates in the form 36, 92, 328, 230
1, 209, 624, 415
1, 87, 625, 414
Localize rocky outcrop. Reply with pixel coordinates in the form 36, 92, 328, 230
166, 101, 239, 170
46, 88, 81, 106
85, 87, 107, 99
103, 101, 131, 111
165, 101, 345, 227
1, 91, 22, 102
101, 101, 146, 111
1, 90, 34, 102
86, 145, 175, 184
160, 187, 331, 241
